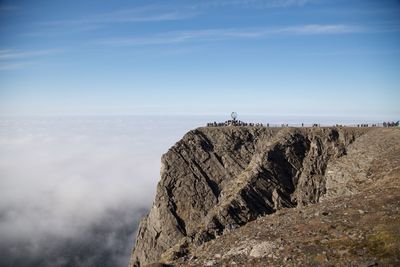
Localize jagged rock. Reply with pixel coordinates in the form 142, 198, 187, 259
322, 128, 400, 200
128, 126, 386, 267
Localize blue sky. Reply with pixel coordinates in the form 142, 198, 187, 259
0, 0, 399, 119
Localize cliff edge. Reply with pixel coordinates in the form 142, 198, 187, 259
129, 127, 400, 267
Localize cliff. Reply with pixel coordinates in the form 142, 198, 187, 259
128, 127, 400, 267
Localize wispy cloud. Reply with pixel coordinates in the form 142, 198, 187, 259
26, 1, 317, 37
38, 1, 313, 29
98, 24, 363, 46
0, 49, 61, 70
193, 0, 318, 9
39, 5, 195, 29
0, 49, 61, 60
302, 48, 400, 57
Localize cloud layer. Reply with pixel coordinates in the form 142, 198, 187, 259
0, 116, 203, 267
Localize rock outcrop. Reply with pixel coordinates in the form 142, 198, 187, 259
129, 127, 398, 267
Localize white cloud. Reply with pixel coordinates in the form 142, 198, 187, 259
39, 5, 196, 29
29, 1, 318, 36
37, 0, 315, 29
0, 116, 204, 266
0, 49, 61, 60
98, 24, 363, 46
195, 0, 318, 9
0, 49, 61, 70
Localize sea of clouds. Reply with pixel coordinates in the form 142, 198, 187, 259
0, 116, 206, 267
0, 114, 382, 267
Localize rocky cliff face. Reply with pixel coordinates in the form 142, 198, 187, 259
128, 126, 380, 267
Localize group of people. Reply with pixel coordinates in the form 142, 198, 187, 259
206, 120, 399, 128
207, 120, 264, 127
383, 121, 399, 127
357, 122, 399, 127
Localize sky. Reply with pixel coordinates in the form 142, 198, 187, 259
0, 0, 399, 119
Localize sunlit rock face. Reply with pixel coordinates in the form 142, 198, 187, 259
129, 126, 373, 266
